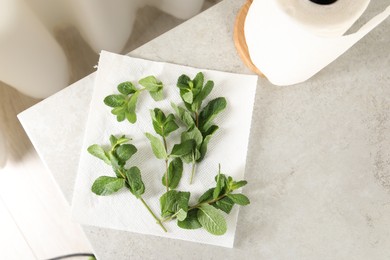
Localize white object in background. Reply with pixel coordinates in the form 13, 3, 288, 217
0, 0, 69, 99
69, 0, 142, 53
150, 0, 205, 20
244, 0, 390, 86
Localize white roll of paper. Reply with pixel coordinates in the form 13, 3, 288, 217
244, 0, 390, 86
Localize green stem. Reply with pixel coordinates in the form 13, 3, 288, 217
189, 193, 228, 210
140, 197, 167, 232
190, 160, 196, 185
163, 137, 169, 192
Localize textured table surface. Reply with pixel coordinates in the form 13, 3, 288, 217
19, 0, 390, 259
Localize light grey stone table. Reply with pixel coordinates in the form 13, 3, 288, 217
19, 0, 390, 259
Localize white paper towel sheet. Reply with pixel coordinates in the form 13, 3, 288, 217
71, 51, 258, 248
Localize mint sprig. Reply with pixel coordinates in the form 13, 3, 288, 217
160, 165, 250, 236
173, 72, 227, 183
104, 76, 164, 123
88, 135, 167, 232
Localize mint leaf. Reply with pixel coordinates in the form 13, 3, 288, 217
177, 75, 191, 89
116, 144, 137, 162
163, 120, 179, 137
230, 180, 248, 191
125, 166, 145, 198
126, 91, 140, 123
160, 190, 178, 218
171, 103, 195, 128
182, 91, 193, 104
181, 127, 203, 148
198, 125, 219, 162
213, 171, 226, 199
198, 97, 227, 132
104, 94, 126, 107
197, 204, 227, 235
149, 88, 164, 101
170, 140, 195, 158
109, 135, 118, 146
145, 133, 167, 159
227, 194, 250, 206
118, 82, 137, 95
87, 145, 111, 165
177, 209, 202, 229
214, 197, 234, 214
91, 176, 125, 196
198, 188, 214, 203
139, 76, 163, 92
160, 190, 190, 219
162, 158, 183, 189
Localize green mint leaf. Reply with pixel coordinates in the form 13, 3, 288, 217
139, 76, 163, 92
109, 135, 118, 146
126, 112, 137, 124
127, 91, 140, 123
192, 80, 214, 112
181, 126, 203, 148
160, 190, 178, 218
170, 140, 195, 158
198, 125, 219, 162
116, 136, 130, 145
91, 176, 125, 196
176, 208, 187, 222
197, 204, 227, 235
213, 171, 227, 199
116, 111, 126, 122
87, 145, 111, 165
198, 188, 215, 203
182, 91, 193, 104
118, 81, 137, 95
145, 133, 167, 159
162, 158, 183, 189
108, 151, 122, 169
193, 72, 204, 92
104, 94, 126, 107
115, 144, 137, 162
160, 190, 190, 218
198, 97, 227, 132
149, 88, 164, 101
177, 209, 202, 230
171, 103, 195, 128
177, 75, 191, 89
125, 166, 145, 198
227, 194, 250, 206
213, 197, 234, 214
230, 180, 248, 191
163, 120, 179, 137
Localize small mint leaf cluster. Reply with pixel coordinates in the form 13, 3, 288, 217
104, 76, 164, 123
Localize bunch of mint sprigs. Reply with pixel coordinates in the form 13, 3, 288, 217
87, 72, 250, 235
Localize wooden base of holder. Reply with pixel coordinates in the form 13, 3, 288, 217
233, 0, 264, 77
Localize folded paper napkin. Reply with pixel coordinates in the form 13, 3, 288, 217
72, 51, 258, 247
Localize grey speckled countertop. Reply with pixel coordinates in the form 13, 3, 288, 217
19, 0, 390, 259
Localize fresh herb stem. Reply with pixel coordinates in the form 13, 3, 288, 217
190, 194, 228, 210
118, 168, 167, 232
140, 197, 167, 232
190, 160, 196, 185
162, 136, 169, 192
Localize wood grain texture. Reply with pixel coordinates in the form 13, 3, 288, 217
233, 0, 265, 77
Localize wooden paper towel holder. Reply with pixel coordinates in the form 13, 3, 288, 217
234, 0, 265, 77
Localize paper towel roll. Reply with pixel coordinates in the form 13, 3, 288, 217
244, 0, 390, 86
